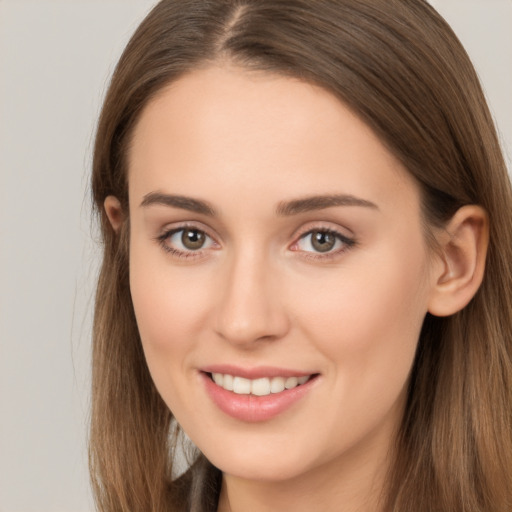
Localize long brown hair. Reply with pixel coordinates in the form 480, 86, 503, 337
90, 1, 512, 510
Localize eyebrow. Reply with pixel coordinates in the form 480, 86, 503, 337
140, 192, 378, 217
276, 194, 378, 216
140, 192, 216, 216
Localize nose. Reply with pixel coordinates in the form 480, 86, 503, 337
214, 248, 290, 347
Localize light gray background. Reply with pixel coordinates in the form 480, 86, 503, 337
0, 1, 510, 511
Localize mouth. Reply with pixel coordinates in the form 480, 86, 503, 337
207, 372, 315, 396
200, 368, 320, 422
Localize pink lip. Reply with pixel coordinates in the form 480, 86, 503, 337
200, 369, 319, 423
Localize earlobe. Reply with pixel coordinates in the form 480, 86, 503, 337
104, 195, 124, 232
427, 205, 489, 317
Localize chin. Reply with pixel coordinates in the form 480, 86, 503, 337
212, 457, 307, 483
199, 437, 318, 483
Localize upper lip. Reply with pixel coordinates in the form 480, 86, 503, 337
200, 364, 316, 380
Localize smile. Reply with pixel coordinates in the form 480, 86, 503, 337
201, 369, 319, 422
211, 373, 311, 396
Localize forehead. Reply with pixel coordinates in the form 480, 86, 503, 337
127, 64, 419, 216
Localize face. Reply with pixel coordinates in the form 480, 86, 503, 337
126, 65, 437, 484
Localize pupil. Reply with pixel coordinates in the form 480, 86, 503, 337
312, 231, 335, 252
182, 229, 205, 250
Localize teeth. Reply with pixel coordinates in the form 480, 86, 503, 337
270, 376, 285, 393
232, 376, 251, 394
285, 376, 298, 389
211, 373, 311, 396
251, 377, 271, 396
223, 374, 234, 391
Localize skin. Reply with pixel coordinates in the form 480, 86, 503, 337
105, 64, 488, 512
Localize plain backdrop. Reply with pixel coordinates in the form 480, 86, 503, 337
0, 1, 510, 511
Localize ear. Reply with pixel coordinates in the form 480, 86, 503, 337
427, 205, 489, 317
104, 195, 124, 232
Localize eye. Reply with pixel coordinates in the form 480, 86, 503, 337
294, 229, 354, 254
176, 228, 208, 250
158, 227, 216, 255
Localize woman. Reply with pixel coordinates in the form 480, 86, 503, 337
89, 1, 512, 511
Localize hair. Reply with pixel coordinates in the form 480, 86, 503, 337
90, 1, 512, 511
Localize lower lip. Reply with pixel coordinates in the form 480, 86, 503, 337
201, 372, 318, 422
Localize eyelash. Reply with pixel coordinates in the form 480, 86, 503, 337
155, 224, 217, 260
291, 227, 356, 261
155, 225, 356, 261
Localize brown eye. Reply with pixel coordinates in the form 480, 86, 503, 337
294, 228, 354, 256
158, 227, 216, 257
181, 229, 206, 250
310, 230, 336, 252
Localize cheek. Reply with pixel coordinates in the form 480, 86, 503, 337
128, 241, 212, 371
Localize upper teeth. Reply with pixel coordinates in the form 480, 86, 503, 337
211, 373, 310, 396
